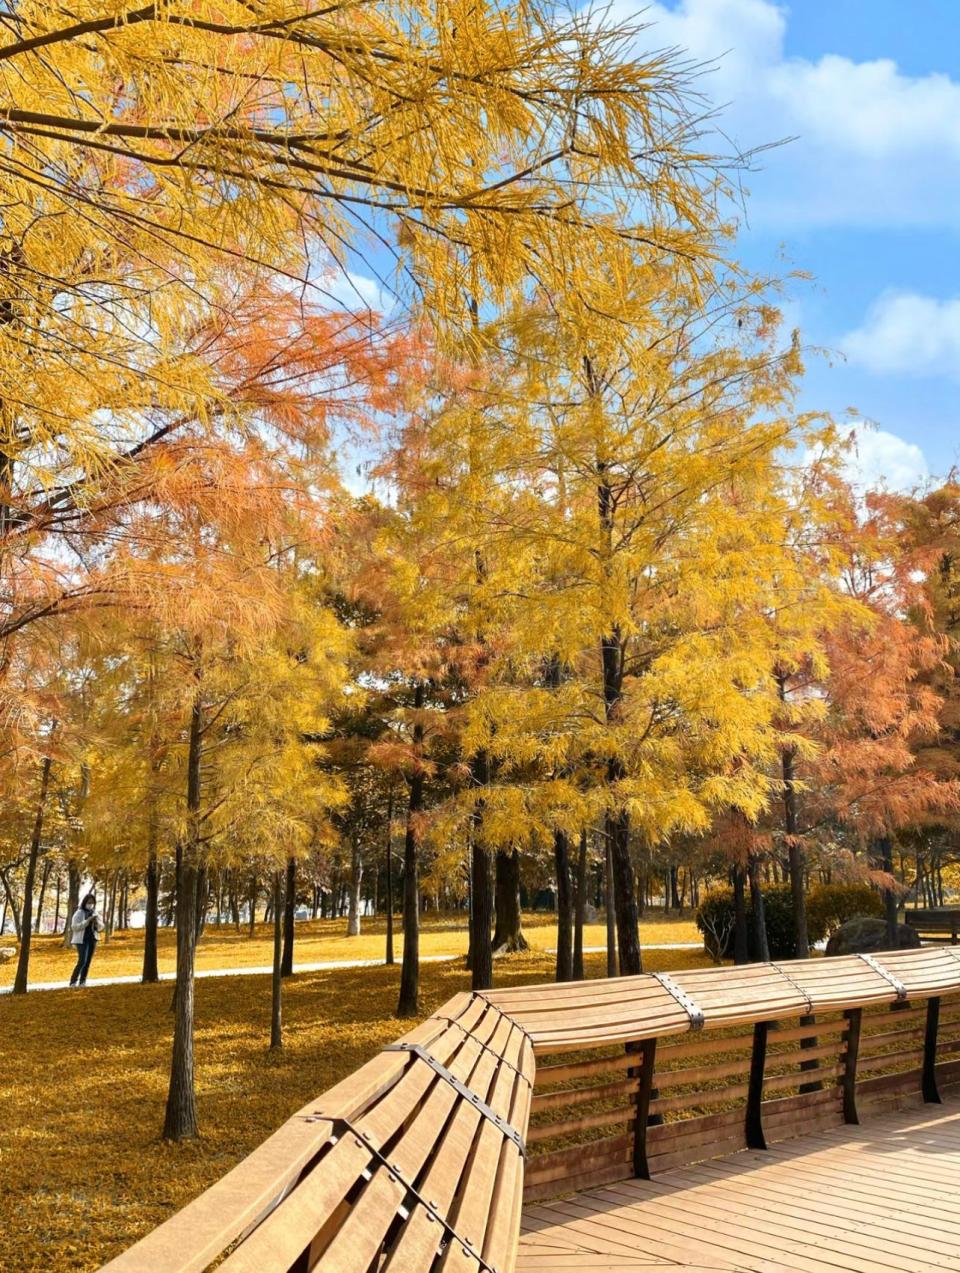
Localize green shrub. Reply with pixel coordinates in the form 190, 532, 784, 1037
695, 882, 831, 961
696, 888, 738, 962
806, 882, 883, 936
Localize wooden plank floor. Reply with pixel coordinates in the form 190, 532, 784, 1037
518, 1100, 960, 1272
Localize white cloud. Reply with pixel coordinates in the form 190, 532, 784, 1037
840, 424, 929, 493
614, 0, 960, 228
316, 269, 391, 314
843, 293, 960, 377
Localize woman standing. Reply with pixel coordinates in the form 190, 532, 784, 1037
69, 892, 102, 987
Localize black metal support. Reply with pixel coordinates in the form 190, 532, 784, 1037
842, 1007, 862, 1125
745, 1021, 768, 1150
632, 1037, 658, 1179
923, 995, 942, 1105
797, 1014, 823, 1095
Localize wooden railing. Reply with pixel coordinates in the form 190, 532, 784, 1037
102, 946, 960, 1272
485, 947, 960, 1205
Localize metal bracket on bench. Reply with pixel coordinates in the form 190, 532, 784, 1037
858, 953, 908, 1001
651, 971, 704, 1031
328, 1116, 502, 1273
433, 1017, 533, 1089
473, 992, 536, 1048
384, 1042, 526, 1156
770, 961, 814, 1014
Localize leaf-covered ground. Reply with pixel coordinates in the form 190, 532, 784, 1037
1, 911, 701, 987
0, 941, 710, 1272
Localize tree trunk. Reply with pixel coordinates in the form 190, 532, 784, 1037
596, 417, 642, 977
732, 864, 749, 965
876, 835, 899, 947
554, 829, 573, 982
103, 869, 118, 943
748, 855, 770, 963
248, 870, 257, 936
397, 682, 425, 1017
573, 828, 588, 981
778, 674, 810, 959
468, 749, 494, 991
0, 870, 19, 938
33, 857, 51, 933
492, 847, 528, 953
194, 863, 207, 939
281, 855, 296, 976
142, 816, 160, 983
347, 838, 362, 937
605, 834, 617, 977
163, 687, 203, 1141
13, 755, 53, 994
62, 862, 80, 948
271, 868, 283, 1049
53, 872, 61, 935
385, 789, 395, 966
229, 871, 241, 929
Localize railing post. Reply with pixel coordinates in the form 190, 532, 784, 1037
745, 1021, 768, 1150
923, 996, 942, 1105
842, 1007, 862, 1125
632, 1037, 658, 1179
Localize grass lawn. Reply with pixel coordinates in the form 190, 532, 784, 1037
1, 909, 703, 987
0, 940, 711, 1272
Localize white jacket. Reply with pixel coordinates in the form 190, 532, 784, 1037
70, 907, 102, 945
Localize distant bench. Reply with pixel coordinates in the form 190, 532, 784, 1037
905, 908, 960, 943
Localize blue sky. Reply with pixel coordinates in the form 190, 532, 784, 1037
336, 1, 959, 491
629, 0, 960, 489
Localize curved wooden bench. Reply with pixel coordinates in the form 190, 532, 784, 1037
102, 946, 960, 1272
103, 992, 534, 1273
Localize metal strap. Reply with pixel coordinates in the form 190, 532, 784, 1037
384, 1042, 526, 1156
858, 952, 908, 1000
474, 992, 536, 1048
327, 1116, 500, 1273
652, 971, 704, 1030
770, 961, 814, 1014
433, 1017, 533, 1088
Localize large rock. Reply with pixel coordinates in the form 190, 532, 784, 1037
0, 946, 16, 964
825, 916, 921, 957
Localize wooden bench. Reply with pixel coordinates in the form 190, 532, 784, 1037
904, 907, 960, 942
102, 945, 960, 1272
102, 992, 534, 1273
488, 947, 960, 1202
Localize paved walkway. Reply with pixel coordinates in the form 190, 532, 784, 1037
0, 951, 460, 995
0, 942, 702, 995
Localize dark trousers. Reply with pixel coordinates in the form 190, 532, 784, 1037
70, 930, 96, 985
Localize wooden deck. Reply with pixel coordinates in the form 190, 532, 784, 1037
519, 1099, 960, 1273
